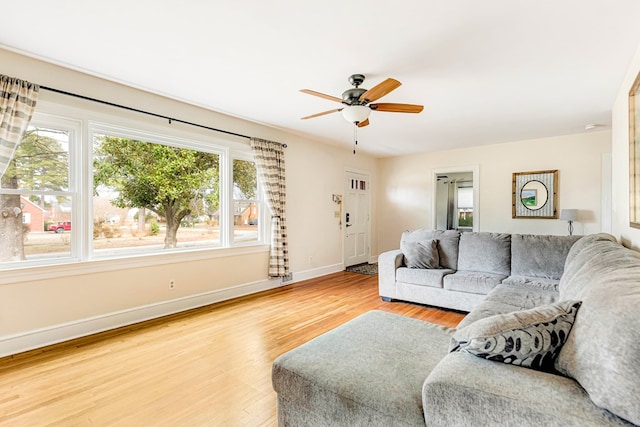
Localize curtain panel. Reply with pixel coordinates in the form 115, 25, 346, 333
250, 137, 289, 278
0, 75, 40, 179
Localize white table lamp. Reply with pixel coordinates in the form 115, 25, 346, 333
560, 209, 578, 235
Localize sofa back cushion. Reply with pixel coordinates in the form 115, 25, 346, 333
400, 229, 461, 269
511, 234, 581, 280
560, 233, 617, 291
559, 234, 618, 301
556, 239, 640, 425
457, 232, 511, 275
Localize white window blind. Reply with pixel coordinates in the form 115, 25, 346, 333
457, 187, 473, 209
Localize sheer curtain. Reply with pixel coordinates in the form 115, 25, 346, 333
0, 75, 39, 178
250, 137, 289, 278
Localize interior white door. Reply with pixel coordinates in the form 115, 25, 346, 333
344, 172, 370, 267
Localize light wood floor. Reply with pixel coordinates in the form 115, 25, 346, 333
0, 271, 465, 426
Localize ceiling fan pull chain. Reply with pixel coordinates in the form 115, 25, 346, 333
353, 122, 358, 155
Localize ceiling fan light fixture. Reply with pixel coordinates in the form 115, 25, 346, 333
341, 105, 370, 124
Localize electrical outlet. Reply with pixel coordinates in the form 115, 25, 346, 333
169, 279, 176, 290
309, 256, 313, 265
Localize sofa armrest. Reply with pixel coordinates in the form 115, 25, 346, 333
423, 352, 629, 426
378, 249, 403, 300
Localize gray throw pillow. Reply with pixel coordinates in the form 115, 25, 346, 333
400, 239, 440, 269
451, 300, 581, 371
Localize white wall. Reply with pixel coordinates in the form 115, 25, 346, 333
612, 42, 640, 249
0, 48, 378, 355
377, 131, 611, 253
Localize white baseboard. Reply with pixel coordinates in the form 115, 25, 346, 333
0, 277, 283, 358
1, 263, 349, 358
289, 263, 344, 283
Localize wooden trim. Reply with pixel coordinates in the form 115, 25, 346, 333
512, 169, 558, 219
629, 70, 640, 229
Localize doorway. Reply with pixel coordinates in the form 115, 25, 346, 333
344, 171, 370, 267
433, 166, 479, 232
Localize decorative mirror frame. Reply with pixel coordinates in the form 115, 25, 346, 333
512, 170, 558, 219
629, 70, 640, 229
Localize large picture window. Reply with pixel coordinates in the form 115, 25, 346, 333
92, 133, 223, 255
1, 112, 263, 269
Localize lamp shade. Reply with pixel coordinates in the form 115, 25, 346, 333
560, 209, 578, 221
341, 105, 370, 124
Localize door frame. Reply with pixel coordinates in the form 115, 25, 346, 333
431, 165, 480, 231
343, 168, 372, 267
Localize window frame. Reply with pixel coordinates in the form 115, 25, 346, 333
88, 121, 230, 258
1, 105, 268, 274
230, 153, 263, 246
455, 185, 474, 230
0, 114, 83, 269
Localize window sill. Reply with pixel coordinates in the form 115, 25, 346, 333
0, 244, 270, 286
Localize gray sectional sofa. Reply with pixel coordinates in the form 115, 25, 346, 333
379, 229, 581, 312
272, 232, 640, 426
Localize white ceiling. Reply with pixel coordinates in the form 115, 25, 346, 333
3, 1, 640, 157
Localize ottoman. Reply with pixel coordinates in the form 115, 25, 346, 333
272, 310, 453, 426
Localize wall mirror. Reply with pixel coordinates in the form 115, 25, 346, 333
512, 170, 558, 219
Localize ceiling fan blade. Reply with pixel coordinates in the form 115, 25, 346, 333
359, 78, 401, 103
301, 108, 342, 120
370, 103, 424, 113
357, 118, 370, 127
300, 89, 343, 103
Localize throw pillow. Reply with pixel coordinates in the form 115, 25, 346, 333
400, 239, 440, 269
451, 300, 581, 371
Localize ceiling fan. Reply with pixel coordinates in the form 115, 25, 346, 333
300, 74, 424, 127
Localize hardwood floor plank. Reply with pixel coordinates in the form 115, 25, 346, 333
0, 271, 465, 426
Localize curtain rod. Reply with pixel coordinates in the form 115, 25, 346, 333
40, 85, 287, 148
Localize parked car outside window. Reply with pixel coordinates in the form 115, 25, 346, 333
48, 222, 71, 233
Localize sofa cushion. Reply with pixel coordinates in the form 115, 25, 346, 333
443, 271, 505, 295
396, 267, 453, 288
556, 240, 640, 425
400, 238, 440, 268
485, 283, 559, 310
434, 231, 461, 270
502, 275, 559, 291
401, 229, 461, 270
559, 235, 619, 301
451, 283, 560, 352
452, 300, 581, 371
511, 234, 581, 280
272, 310, 453, 426
457, 232, 511, 275
562, 233, 617, 269
423, 351, 633, 427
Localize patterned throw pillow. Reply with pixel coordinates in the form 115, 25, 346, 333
400, 239, 440, 268
451, 300, 581, 371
